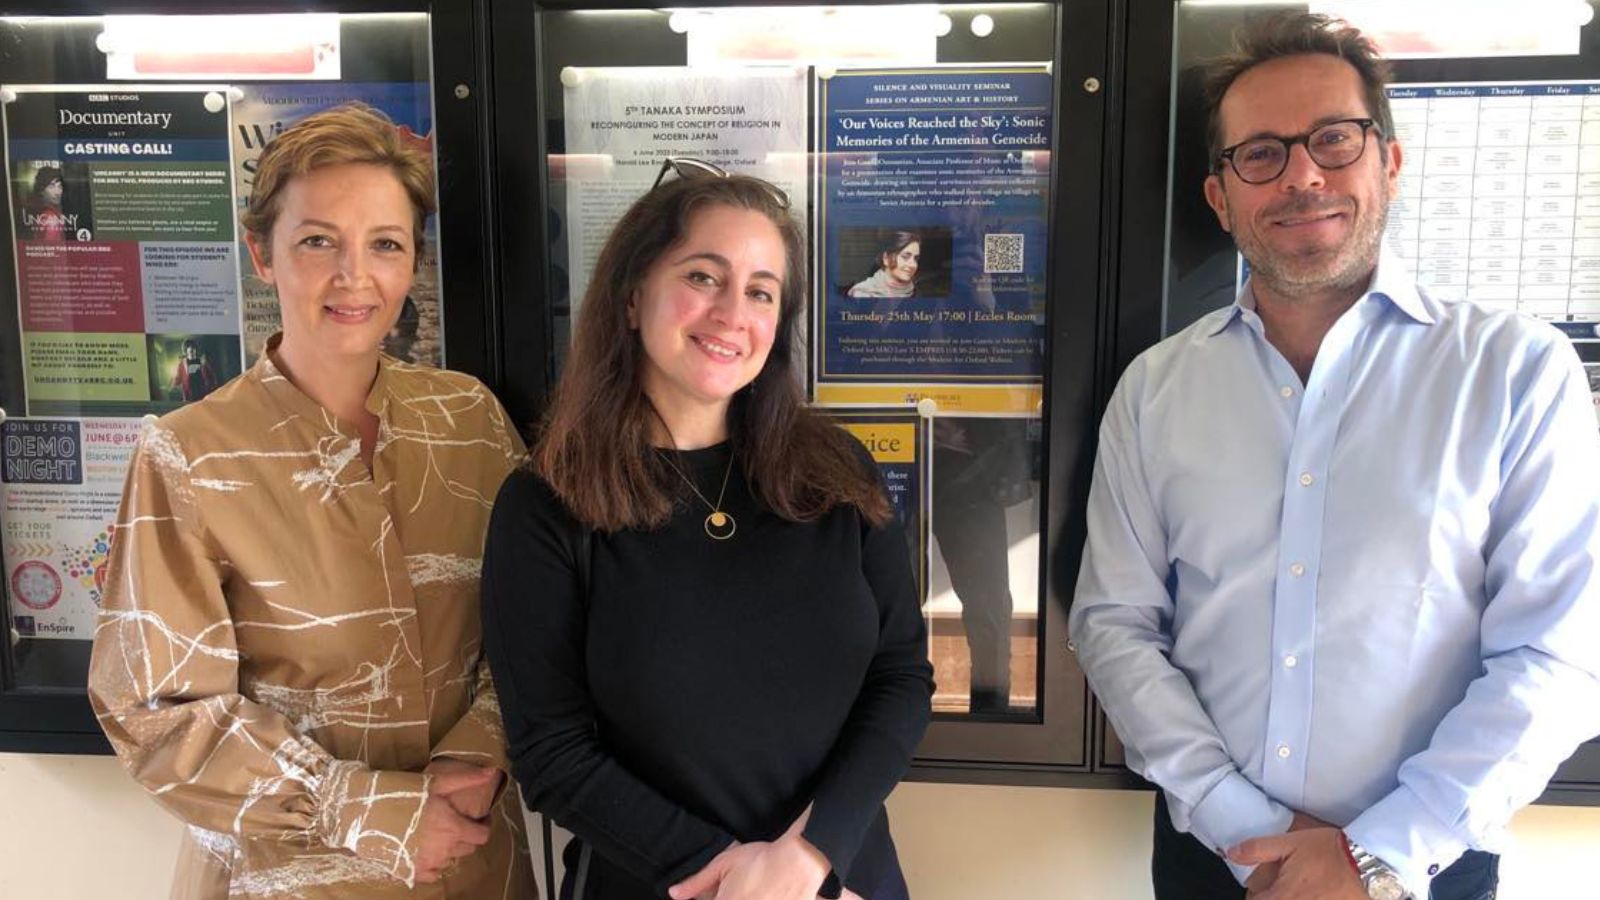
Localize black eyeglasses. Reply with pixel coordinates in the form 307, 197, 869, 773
650, 156, 791, 209
1215, 118, 1380, 185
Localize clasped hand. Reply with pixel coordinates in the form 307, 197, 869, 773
667, 807, 846, 900
1230, 812, 1368, 900
414, 758, 504, 884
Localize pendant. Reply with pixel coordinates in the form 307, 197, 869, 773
704, 510, 736, 541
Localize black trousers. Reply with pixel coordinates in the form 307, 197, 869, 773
1152, 792, 1499, 900
930, 449, 1014, 712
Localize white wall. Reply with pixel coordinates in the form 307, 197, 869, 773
3, 753, 1597, 899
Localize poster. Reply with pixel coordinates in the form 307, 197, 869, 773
2, 417, 142, 640
814, 66, 1051, 414
231, 82, 441, 365
1386, 81, 1600, 332
833, 411, 928, 597
4, 86, 243, 417
559, 66, 807, 314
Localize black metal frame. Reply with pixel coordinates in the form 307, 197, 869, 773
491, 0, 1109, 779
0, 0, 495, 753
3, 0, 1596, 810
1106, 0, 1600, 806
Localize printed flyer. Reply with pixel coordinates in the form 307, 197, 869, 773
5, 86, 242, 417
815, 66, 1051, 413
2, 417, 143, 640
560, 66, 807, 313
833, 411, 927, 597
1386, 81, 1600, 333
231, 82, 441, 365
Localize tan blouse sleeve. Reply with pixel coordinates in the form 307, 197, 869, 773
430, 660, 511, 772
88, 424, 433, 886
430, 394, 526, 774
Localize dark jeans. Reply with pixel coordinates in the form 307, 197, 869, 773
1153, 792, 1499, 900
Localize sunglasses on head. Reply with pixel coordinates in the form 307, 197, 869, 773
650, 156, 791, 209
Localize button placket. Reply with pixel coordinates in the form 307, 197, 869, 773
1259, 304, 1366, 802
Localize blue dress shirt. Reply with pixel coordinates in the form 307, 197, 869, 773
1069, 250, 1600, 895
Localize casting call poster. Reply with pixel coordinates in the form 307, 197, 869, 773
231, 82, 440, 366
816, 67, 1050, 405
5, 87, 243, 417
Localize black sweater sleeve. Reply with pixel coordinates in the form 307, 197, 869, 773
481, 471, 734, 893
800, 451, 936, 882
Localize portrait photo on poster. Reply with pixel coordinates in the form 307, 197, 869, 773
838, 226, 952, 299
11, 160, 94, 242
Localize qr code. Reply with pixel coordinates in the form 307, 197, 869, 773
984, 233, 1024, 274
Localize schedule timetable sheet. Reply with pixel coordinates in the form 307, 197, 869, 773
1386, 81, 1600, 333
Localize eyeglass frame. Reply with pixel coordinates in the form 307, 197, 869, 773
650, 156, 791, 209
1213, 117, 1382, 185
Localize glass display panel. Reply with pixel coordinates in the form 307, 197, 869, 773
1158, 0, 1600, 779
0, 11, 440, 692
539, 4, 1055, 718
1164, 1, 1600, 337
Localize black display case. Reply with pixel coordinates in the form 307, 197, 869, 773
2, 0, 1596, 809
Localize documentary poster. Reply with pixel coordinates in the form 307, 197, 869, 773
834, 411, 928, 597
815, 66, 1050, 413
4, 86, 243, 417
2, 418, 142, 640
231, 82, 440, 365
560, 66, 807, 313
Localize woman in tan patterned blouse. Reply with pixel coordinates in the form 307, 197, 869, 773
88, 103, 535, 900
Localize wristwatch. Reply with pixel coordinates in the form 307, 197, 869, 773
1342, 834, 1413, 900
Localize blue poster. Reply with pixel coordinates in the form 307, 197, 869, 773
816, 67, 1051, 392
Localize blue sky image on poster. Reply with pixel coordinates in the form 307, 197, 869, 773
818, 67, 1051, 385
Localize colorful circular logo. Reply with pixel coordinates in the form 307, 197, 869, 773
11, 560, 62, 611
66, 530, 113, 607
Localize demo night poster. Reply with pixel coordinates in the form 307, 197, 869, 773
815, 66, 1051, 411
4, 87, 242, 417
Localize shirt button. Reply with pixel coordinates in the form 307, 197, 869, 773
1299, 472, 1315, 487
1428, 864, 1440, 876
1066, 641, 1077, 653
1289, 562, 1306, 577
1284, 654, 1298, 668
1280, 385, 1294, 398
1276, 744, 1291, 759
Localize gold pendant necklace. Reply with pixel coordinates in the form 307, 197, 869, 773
662, 448, 736, 538
658, 444, 737, 541
650, 407, 737, 540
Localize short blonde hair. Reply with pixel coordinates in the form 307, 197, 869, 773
241, 102, 435, 263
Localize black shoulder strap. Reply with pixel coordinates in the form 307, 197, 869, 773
573, 520, 592, 601
546, 518, 594, 899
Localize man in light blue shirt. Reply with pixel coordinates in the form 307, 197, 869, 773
1069, 13, 1600, 900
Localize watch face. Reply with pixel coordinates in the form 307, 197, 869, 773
1369, 872, 1408, 900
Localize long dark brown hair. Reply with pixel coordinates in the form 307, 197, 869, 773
533, 172, 891, 532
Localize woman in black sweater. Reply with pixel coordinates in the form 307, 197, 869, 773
482, 159, 934, 900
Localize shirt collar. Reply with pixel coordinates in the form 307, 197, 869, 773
251, 332, 394, 434
1203, 245, 1435, 339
